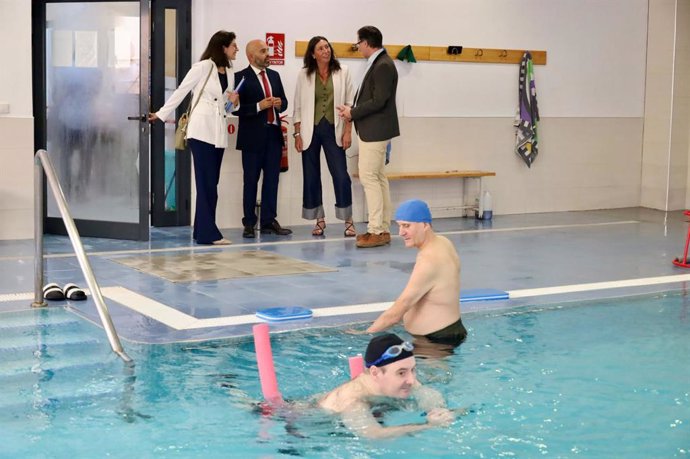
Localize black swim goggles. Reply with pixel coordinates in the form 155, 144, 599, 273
366, 341, 414, 367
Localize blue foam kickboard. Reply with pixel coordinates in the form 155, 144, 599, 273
460, 288, 509, 303
256, 306, 313, 322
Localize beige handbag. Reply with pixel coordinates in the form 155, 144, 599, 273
174, 113, 190, 150
175, 64, 214, 150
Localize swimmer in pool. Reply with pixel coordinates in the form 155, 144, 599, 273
349, 200, 467, 351
318, 333, 455, 438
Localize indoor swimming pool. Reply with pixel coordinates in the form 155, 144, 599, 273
1, 291, 688, 458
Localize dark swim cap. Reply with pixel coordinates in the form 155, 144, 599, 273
365, 333, 414, 368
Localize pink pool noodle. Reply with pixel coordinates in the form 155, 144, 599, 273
349, 355, 364, 379
253, 323, 283, 404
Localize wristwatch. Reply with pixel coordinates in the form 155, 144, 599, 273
292, 132, 301, 138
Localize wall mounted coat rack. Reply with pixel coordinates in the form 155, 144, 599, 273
295, 41, 547, 65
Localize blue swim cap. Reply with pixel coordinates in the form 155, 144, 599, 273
395, 199, 432, 223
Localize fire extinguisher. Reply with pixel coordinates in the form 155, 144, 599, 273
267, 35, 275, 58
280, 115, 289, 173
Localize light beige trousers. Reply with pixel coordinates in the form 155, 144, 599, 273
358, 139, 391, 234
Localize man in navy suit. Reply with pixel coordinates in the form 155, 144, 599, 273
233, 39, 291, 238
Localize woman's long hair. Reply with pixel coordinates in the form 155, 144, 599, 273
200, 30, 236, 68
303, 36, 341, 76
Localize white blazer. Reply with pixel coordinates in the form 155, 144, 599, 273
292, 65, 354, 150
155, 59, 238, 149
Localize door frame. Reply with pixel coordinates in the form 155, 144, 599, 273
32, 0, 150, 241
150, 0, 192, 227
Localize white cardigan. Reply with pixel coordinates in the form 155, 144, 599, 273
292, 65, 354, 150
155, 59, 237, 149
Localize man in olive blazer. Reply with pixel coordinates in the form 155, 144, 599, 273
338, 26, 399, 248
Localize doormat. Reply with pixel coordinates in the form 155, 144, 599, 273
111, 250, 336, 283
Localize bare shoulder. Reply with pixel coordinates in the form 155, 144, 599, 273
422, 236, 460, 272
436, 234, 455, 248
319, 379, 363, 414
437, 235, 459, 258
419, 236, 455, 259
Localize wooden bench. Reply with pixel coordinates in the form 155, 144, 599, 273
353, 170, 496, 218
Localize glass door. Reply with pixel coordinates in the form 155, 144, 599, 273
150, 0, 191, 227
34, 0, 150, 240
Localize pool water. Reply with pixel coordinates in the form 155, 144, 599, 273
1, 292, 688, 458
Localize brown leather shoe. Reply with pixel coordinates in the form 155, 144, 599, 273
381, 232, 391, 244
356, 232, 387, 248
260, 220, 293, 236
356, 232, 370, 242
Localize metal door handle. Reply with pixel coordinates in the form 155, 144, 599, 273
127, 114, 147, 121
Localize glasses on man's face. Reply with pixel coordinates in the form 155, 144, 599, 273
366, 341, 414, 367
352, 39, 364, 50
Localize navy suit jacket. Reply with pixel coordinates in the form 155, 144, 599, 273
233, 66, 288, 151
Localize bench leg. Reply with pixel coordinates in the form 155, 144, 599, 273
462, 177, 468, 217
477, 177, 484, 219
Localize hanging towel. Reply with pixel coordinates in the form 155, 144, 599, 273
396, 45, 417, 63
514, 51, 540, 167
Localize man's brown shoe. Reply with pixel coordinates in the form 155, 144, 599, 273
381, 232, 391, 244
356, 232, 387, 248
356, 232, 370, 242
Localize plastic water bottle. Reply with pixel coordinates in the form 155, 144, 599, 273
482, 191, 493, 220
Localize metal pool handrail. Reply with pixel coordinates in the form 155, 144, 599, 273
34, 149, 133, 366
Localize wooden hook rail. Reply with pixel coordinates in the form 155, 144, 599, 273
295, 41, 547, 65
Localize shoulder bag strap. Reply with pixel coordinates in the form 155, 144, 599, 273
185, 61, 215, 118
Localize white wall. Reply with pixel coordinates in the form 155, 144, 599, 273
641, 0, 690, 211
0, 1, 33, 118
670, 0, 690, 210
192, 0, 651, 228
0, 0, 34, 239
195, 0, 648, 118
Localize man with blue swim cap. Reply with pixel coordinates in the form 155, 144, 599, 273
318, 333, 454, 438
350, 199, 468, 349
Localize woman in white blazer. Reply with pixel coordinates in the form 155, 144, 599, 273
149, 30, 240, 245
293, 36, 356, 237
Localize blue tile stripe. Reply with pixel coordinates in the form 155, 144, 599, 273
460, 288, 509, 302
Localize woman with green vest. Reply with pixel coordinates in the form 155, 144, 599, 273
292, 36, 356, 237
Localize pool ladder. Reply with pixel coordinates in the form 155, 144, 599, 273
33, 149, 133, 366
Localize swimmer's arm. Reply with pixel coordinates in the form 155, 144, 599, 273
412, 382, 470, 416
365, 255, 435, 333
341, 402, 438, 439
412, 383, 447, 413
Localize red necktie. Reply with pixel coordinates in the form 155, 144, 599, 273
259, 70, 275, 123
